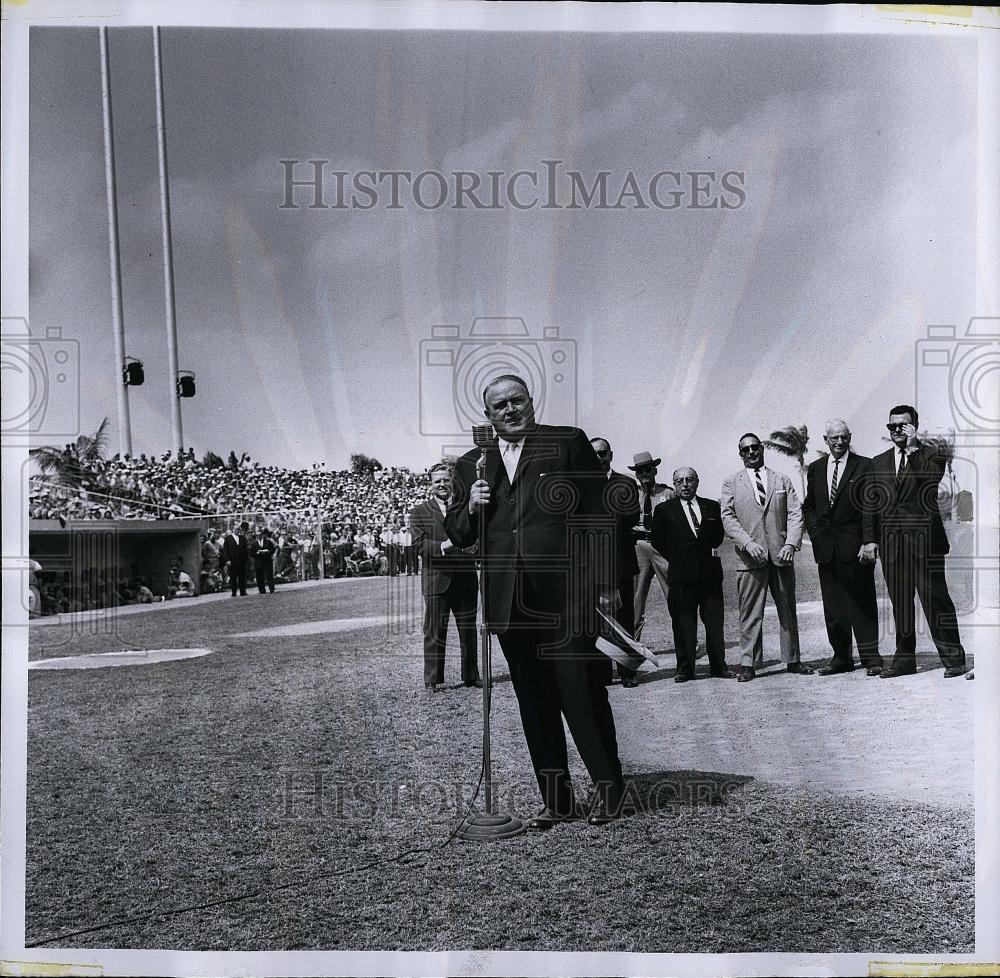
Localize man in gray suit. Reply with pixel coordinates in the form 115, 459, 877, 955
720, 433, 814, 682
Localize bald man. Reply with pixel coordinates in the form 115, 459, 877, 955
802, 420, 883, 675
650, 468, 733, 682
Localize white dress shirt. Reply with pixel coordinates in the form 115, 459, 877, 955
827, 451, 850, 497
499, 437, 523, 482
682, 497, 702, 535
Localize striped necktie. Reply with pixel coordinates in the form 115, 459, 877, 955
830, 459, 840, 504
687, 501, 700, 535
753, 469, 766, 506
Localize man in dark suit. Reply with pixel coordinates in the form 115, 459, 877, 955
446, 375, 624, 829
866, 405, 968, 678
590, 437, 640, 687
221, 520, 250, 597
802, 420, 883, 676
651, 467, 733, 682
409, 462, 481, 692
253, 527, 277, 595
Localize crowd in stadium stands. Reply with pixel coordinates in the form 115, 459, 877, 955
29, 448, 431, 615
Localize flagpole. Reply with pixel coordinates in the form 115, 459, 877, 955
153, 26, 183, 456
99, 27, 132, 458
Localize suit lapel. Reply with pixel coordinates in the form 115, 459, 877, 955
762, 467, 775, 511
483, 441, 505, 491
818, 456, 831, 512
680, 496, 698, 538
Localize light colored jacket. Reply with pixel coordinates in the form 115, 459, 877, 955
720, 466, 803, 570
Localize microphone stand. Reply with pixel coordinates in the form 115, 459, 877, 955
456, 448, 525, 841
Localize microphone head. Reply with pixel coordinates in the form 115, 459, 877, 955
472, 424, 495, 450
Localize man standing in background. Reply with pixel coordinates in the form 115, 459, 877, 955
630, 451, 674, 642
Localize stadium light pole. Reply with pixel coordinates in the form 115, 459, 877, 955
99, 27, 132, 458
153, 26, 184, 456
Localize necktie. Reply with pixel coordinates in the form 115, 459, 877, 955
830, 459, 840, 503
897, 450, 907, 485
643, 490, 652, 531
754, 469, 766, 505
687, 501, 700, 535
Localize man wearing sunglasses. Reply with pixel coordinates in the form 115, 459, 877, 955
802, 420, 883, 676
720, 433, 812, 681
865, 405, 969, 678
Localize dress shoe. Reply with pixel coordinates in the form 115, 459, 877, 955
880, 665, 916, 679
711, 669, 736, 679
865, 666, 883, 676
787, 663, 815, 675
464, 678, 483, 688
587, 805, 621, 826
818, 664, 854, 676
737, 668, 756, 683
424, 683, 442, 693
674, 673, 693, 684
621, 676, 640, 688
944, 666, 970, 678
527, 808, 580, 831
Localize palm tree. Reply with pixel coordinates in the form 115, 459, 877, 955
30, 417, 110, 487
763, 424, 811, 497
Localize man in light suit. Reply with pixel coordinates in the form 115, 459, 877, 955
802, 420, 883, 676
720, 433, 814, 682
865, 405, 969, 678
651, 467, 734, 682
630, 451, 675, 639
409, 463, 481, 691
591, 437, 641, 687
446, 375, 624, 829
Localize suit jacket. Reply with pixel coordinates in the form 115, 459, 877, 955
802, 452, 872, 563
221, 532, 249, 569
651, 495, 725, 586
720, 466, 803, 570
864, 445, 950, 557
409, 497, 477, 597
252, 536, 276, 569
605, 471, 640, 579
446, 424, 609, 634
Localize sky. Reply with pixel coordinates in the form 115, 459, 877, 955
28, 26, 979, 494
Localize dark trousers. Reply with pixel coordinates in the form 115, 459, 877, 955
667, 580, 727, 678
817, 559, 881, 670
405, 546, 418, 575
255, 560, 275, 594
422, 578, 479, 686
229, 563, 248, 596
881, 536, 965, 670
496, 576, 623, 817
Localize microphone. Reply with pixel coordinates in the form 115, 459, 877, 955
472, 424, 494, 478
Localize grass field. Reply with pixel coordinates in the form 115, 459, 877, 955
24, 548, 976, 953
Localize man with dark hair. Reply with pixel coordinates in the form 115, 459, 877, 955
629, 451, 675, 647
590, 437, 640, 686
254, 526, 277, 594
221, 520, 250, 596
721, 433, 812, 681
447, 375, 624, 828
802, 419, 883, 676
409, 462, 481, 691
866, 405, 969, 678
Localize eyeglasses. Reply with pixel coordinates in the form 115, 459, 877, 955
886, 423, 909, 432
739, 444, 762, 455
826, 435, 850, 443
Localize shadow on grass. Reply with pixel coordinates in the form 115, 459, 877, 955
623, 770, 753, 813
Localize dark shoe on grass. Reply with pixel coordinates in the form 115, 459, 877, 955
865, 666, 883, 676
787, 663, 815, 675
527, 808, 580, 831
944, 665, 969, 678
880, 665, 916, 679
621, 676, 640, 688
464, 678, 483, 688
818, 664, 854, 675
674, 673, 693, 684
711, 669, 736, 679
737, 668, 756, 683
424, 683, 442, 693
